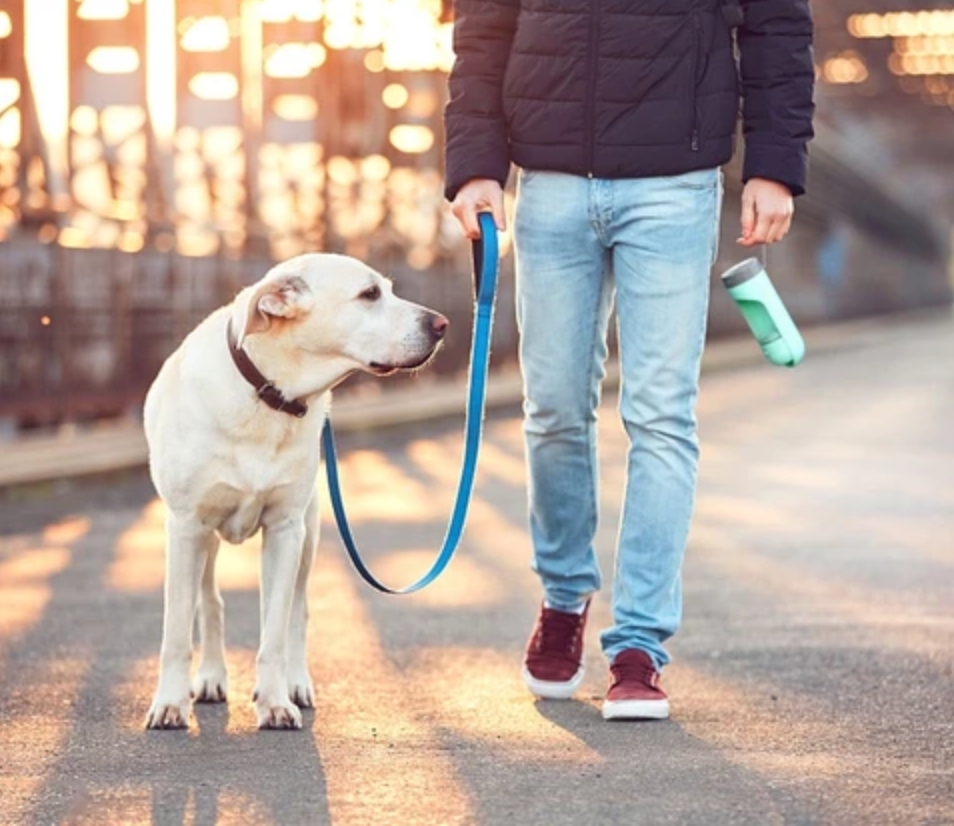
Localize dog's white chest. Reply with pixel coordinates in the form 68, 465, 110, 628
202, 490, 264, 544
195, 447, 314, 544
196, 481, 281, 545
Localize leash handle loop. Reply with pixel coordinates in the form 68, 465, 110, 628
323, 212, 499, 594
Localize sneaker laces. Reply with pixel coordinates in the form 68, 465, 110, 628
610, 659, 659, 689
535, 609, 584, 656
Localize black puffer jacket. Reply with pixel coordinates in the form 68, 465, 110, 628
444, 0, 814, 200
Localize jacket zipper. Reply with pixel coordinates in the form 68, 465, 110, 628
585, 0, 600, 175
689, 12, 701, 151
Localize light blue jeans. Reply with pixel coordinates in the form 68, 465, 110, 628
513, 168, 722, 669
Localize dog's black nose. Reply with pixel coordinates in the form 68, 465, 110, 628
430, 314, 449, 340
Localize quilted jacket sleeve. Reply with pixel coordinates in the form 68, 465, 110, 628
737, 0, 815, 196
443, 0, 520, 201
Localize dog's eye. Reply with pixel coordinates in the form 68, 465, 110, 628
359, 285, 381, 302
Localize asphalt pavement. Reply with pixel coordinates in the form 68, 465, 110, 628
0, 314, 952, 825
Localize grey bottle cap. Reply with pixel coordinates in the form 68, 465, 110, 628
721, 258, 764, 288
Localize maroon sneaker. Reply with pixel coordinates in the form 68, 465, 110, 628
522, 601, 589, 699
602, 649, 670, 720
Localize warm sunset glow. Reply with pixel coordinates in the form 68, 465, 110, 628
259, 0, 323, 23
69, 105, 98, 136
326, 155, 357, 185
107, 498, 264, 592
58, 226, 93, 248
319, 448, 437, 523
304, 556, 474, 823
86, 46, 141, 75
362, 153, 391, 180
142, 0, 175, 156
389, 124, 434, 154
0, 109, 22, 148
12, 0, 455, 256
188, 72, 239, 100
0, 544, 54, 604
43, 517, 90, 545
407, 88, 438, 117
409, 648, 604, 760
849, 9, 954, 38
25, 0, 68, 187
0, 79, 20, 114
117, 231, 144, 252
0, 518, 85, 639
382, 83, 409, 109
823, 51, 869, 84
180, 16, 231, 52
370, 552, 502, 607
264, 42, 326, 78
176, 226, 219, 257
100, 105, 145, 142
364, 49, 385, 72
77, 0, 129, 21
272, 93, 318, 121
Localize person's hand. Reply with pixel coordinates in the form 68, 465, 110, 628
737, 178, 794, 247
451, 178, 506, 240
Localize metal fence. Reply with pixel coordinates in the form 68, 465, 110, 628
0, 240, 517, 426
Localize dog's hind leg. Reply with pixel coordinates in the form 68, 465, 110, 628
254, 515, 306, 730
288, 488, 318, 709
193, 539, 228, 703
146, 516, 214, 729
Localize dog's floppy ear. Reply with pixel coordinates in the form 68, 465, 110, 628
235, 275, 313, 347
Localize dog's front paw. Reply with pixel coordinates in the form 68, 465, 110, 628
145, 695, 191, 730
288, 671, 315, 709
193, 666, 228, 704
255, 695, 303, 730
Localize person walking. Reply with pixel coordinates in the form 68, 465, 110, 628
443, 0, 814, 719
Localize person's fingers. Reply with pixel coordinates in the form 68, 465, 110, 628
462, 203, 481, 239
489, 186, 507, 232
764, 216, 785, 245
748, 208, 772, 245
766, 208, 793, 245
738, 190, 756, 243
762, 216, 782, 244
777, 212, 794, 243
773, 212, 792, 243
452, 198, 480, 239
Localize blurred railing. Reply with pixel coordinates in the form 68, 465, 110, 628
0, 241, 517, 426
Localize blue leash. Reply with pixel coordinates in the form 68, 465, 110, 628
322, 213, 499, 594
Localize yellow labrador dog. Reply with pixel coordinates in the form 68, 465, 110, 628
144, 254, 447, 730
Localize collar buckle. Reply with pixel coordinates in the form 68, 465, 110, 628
227, 320, 309, 419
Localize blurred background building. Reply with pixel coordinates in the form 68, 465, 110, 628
0, 0, 951, 434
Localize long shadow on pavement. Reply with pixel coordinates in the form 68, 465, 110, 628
0, 476, 331, 826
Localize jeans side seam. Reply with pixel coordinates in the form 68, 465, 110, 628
580, 257, 608, 602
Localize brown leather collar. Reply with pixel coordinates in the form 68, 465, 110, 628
226, 320, 308, 419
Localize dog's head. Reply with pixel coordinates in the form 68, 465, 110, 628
232, 253, 448, 378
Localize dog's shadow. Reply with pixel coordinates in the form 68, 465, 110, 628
147, 700, 330, 826
0, 477, 332, 826
140, 587, 331, 826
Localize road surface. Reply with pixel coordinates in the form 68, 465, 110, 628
0, 315, 952, 825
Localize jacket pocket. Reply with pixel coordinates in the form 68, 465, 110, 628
689, 12, 701, 151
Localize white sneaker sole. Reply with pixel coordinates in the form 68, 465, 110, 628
601, 697, 670, 720
522, 666, 585, 700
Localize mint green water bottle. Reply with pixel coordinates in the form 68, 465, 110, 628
721, 258, 805, 368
